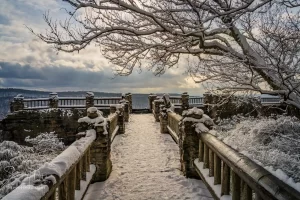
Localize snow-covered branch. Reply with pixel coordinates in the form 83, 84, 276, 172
35, 0, 300, 110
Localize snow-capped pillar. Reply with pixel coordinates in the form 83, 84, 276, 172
110, 106, 117, 114
117, 105, 125, 134
148, 94, 157, 112
49, 92, 58, 108
11, 94, 24, 112
181, 92, 189, 112
119, 99, 129, 122
86, 92, 94, 109
159, 105, 168, 133
91, 125, 112, 182
125, 93, 132, 113
153, 99, 164, 122
78, 107, 112, 182
179, 108, 213, 178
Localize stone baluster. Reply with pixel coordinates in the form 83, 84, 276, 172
49, 92, 58, 108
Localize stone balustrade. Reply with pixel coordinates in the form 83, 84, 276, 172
9, 92, 131, 112
159, 106, 300, 200
3, 106, 125, 200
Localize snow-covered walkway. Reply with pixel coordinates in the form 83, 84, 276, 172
84, 114, 212, 200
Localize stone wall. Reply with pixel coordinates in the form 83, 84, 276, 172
0, 109, 111, 145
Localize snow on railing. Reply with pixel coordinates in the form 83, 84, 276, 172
3, 106, 125, 200
3, 130, 96, 200
195, 131, 300, 200
163, 107, 300, 200
166, 112, 182, 143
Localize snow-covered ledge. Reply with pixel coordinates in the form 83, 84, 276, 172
3, 129, 96, 200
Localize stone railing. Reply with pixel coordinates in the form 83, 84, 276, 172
149, 93, 203, 120
3, 106, 125, 200
10, 92, 133, 113
160, 107, 181, 143
3, 129, 96, 200
159, 107, 300, 200
195, 132, 300, 200
260, 96, 281, 104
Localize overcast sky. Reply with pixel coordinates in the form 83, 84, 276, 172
0, 0, 205, 95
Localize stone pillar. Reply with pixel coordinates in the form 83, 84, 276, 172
159, 105, 168, 133
148, 94, 157, 112
119, 99, 129, 122
181, 92, 189, 111
110, 106, 117, 114
125, 93, 132, 113
91, 125, 112, 182
11, 94, 24, 112
203, 92, 217, 119
78, 107, 112, 182
117, 105, 125, 134
163, 94, 171, 108
48, 92, 58, 108
123, 102, 129, 122
153, 99, 164, 122
179, 108, 204, 179
86, 92, 94, 109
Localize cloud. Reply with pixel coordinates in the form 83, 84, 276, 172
0, 61, 204, 94
0, 0, 205, 95
0, 14, 10, 25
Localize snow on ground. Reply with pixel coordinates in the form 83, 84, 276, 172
84, 114, 212, 200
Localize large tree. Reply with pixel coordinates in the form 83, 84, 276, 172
34, 0, 300, 109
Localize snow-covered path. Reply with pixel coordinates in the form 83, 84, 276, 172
84, 114, 212, 200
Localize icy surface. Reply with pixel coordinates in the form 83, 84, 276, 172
84, 114, 212, 200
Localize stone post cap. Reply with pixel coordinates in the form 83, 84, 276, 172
203, 92, 212, 95
49, 92, 58, 99
182, 92, 188, 95
14, 94, 24, 100
119, 99, 129, 104
87, 107, 100, 119
182, 107, 204, 119
86, 91, 94, 97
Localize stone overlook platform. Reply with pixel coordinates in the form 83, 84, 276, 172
3, 92, 300, 200
84, 114, 212, 200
